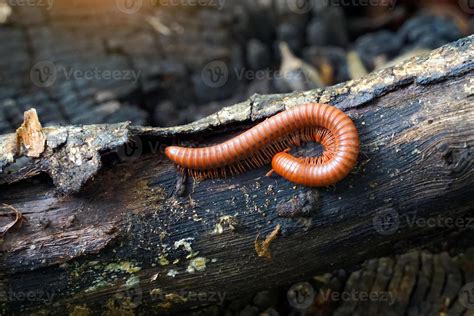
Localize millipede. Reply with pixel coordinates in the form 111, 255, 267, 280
165, 103, 360, 187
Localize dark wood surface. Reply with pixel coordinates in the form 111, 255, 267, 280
0, 36, 473, 314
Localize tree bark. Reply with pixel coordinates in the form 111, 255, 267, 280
0, 36, 473, 315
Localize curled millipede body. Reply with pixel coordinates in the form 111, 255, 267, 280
165, 103, 360, 187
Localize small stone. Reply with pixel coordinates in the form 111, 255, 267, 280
355, 30, 402, 70
398, 14, 462, 50
253, 290, 277, 310
227, 294, 254, 312
238, 305, 259, 316
193, 305, 221, 316
261, 307, 279, 316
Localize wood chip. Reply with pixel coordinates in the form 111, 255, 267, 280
16, 108, 46, 158
255, 224, 281, 259
0, 203, 25, 237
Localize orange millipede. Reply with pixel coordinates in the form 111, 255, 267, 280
165, 103, 360, 187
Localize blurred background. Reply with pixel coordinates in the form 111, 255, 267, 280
0, 0, 472, 135
0, 0, 473, 315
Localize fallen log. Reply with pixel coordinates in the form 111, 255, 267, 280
0, 35, 473, 314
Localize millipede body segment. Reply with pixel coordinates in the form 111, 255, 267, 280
165, 103, 360, 187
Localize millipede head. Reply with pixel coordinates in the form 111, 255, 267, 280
164, 146, 179, 159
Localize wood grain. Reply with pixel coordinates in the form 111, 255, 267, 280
0, 36, 473, 314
